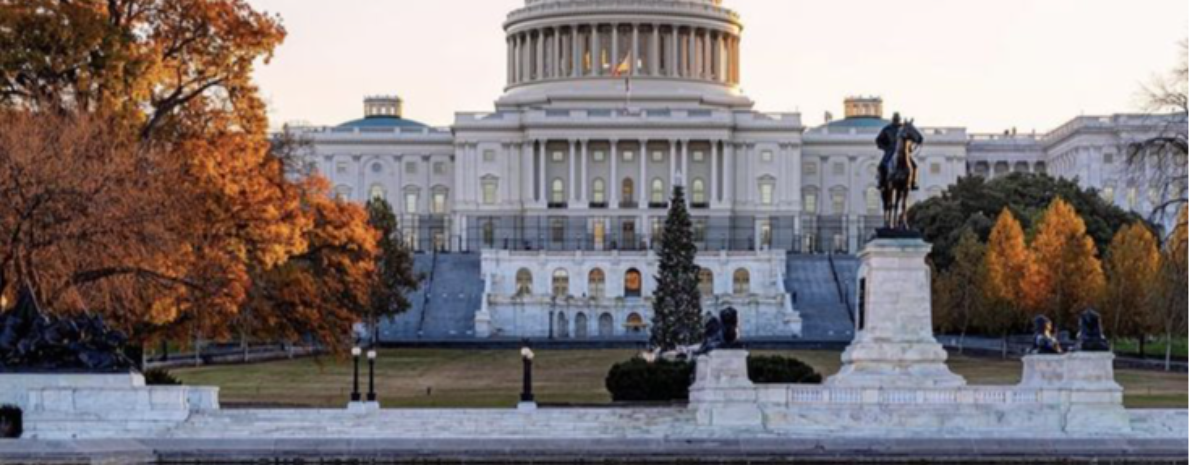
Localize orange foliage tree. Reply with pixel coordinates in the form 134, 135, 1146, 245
1102, 223, 1160, 353
981, 209, 1033, 354
0, 0, 385, 351
1028, 198, 1107, 332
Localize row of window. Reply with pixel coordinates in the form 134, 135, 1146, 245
515, 267, 752, 299
336, 160, 450, 176
803, 160, 945, 177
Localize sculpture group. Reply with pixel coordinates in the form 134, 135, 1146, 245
0, 287, 134, 372
876, 113, 923, 231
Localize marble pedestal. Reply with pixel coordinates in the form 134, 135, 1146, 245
1021, 352, 1130, 433
827, 238, 966, 389
689, 350, 763, 428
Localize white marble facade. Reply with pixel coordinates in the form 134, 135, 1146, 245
475, 249, 799, 339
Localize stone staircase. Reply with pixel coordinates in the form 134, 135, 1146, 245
784, 255, 856, 342
380, 253, 484, 342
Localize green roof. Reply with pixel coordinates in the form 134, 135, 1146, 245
823, 116, 890, 129
337, 115, 428, 129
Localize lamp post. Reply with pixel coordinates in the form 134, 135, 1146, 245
350, 346, 362, 402
366, 349, 377, 402
518, 342, 536, 411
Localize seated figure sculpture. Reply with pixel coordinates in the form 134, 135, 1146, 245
1075, 308, 1111, 352
695, 307, 742, 355
1031, 315, 1063, 355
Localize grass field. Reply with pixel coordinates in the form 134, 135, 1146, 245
1112, 338, 1189, 359
173, 349, 1188, 410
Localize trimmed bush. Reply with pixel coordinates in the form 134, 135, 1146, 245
747, 355, 822, 384
605, 358, 694, 402
0, 405, 21, 439
143, 368, 183, 386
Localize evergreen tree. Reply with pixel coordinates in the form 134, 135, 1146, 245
650, 184, 703, 351
365, 197, 421, 345
1029, 198, 1106, 332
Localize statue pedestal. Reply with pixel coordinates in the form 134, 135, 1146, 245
689, 350, 763, 428
1021, 352, 1130, 434
827, 238, 966, 389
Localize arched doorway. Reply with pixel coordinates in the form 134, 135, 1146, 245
625, 313, 646, 334
557, 312, 570, 339
598, 313, 614, 337
574, 313, 589, 339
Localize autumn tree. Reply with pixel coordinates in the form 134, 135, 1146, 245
1102, 223, 1160, 355
0, 0, 381, 353
1029, 198, 1107, 332
364, 197, 421, 345
1151, 207, 1188, 371
932, 229, 987, 354
981, 210, 1033, 357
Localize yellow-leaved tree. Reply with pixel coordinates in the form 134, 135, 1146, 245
981, 209, 1033, 356
1028, 198, 1106, 332
1102, 223, 1160, 355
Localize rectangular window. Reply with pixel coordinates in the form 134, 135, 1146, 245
930, 163, 942, 175
483, 150, 496, 162
552, 151, 564, 162
832, 162, 845, 176
804, 192, 818, 214
832, 191, 846, 214
433, 193, 447, 214
482, 180, 498, 205
761, 151, 774, 163
652, 151, 664, 163
693, 151, 705, 163
405, 161, 418, 174
593, 150, 606, 163
551, 218, 566, 244
433, 161, 447, 175
1103, 153, 1114, 164
405, 193, 419, 214
760, 183, 774, 206
651, 217, 663, 241
803, 161, 818, 176
623, 151, 635, 163
758, 219, 772, 249
336, 161, 349, 175
693, 219, 707, 243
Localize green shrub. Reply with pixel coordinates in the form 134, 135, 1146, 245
605, 357, 694, 402
0, 405, 21, 439
143, 368, 183, 386
747, 355, 822, 384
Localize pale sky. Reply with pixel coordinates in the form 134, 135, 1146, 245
247, 0, 1187, 134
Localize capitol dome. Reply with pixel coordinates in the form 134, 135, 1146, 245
499, 0, 750, 107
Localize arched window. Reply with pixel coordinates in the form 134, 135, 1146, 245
592, 178, 606, 203
557, 312, 570, 338
651, 178, 666, 204
733, 268, 750, 295
574, 313, 589, 339
699, 269, 715, 297
404, 187, 420, 214
1101, 185, 1116, 203
622, 178, 635, 203
692, 178, 707, 204
552, 269, 570, 297
369, 184, 386, 201
624, 268, 643, 298
551, 178, 566, 204
626, 313, 646, 334
588, 269, 606, 298
866, 187, 881, 215
516, 269, 533, 296
481, 176, 499, 205
598, 313, 614, 337
431, 186, 449, 214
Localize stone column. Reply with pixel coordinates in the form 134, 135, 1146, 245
536, 30, 545, 80
639, 140, 648, 206
671, 27, 680, 77
611, 24, 619, 75
572, 26, 581, 77
579, 140, 588, 202
610, 140, 619, 208
687, 28, 696, 78
538, 140, 548, 205
724, 142, 734, 203
631, 24, 639, 76
651, 25, 660, 76
826, 238, 966, 389
590, 24, 600, 76
568, 140, 577, 202
711, 141, 720, 204
668, 140, 677, 189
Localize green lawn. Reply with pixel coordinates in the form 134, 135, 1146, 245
1112, 338, 1189, 359
172, 349, 1188, 410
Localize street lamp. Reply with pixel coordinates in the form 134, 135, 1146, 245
519, 343, 536, 411
350, 346, 362, 402
366, 349, 377, 402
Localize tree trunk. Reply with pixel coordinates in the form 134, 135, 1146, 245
1001, 334, 1009, 360
1165, 338, 1173, 372
958, 331, 966, 355
1139, 335, 1147, 360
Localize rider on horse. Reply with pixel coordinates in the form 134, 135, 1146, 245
875, 113, 920, 192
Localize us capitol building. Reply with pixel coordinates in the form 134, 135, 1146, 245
288, 0, 1182, 341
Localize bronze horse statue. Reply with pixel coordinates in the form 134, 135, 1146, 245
877, 118, 923, 230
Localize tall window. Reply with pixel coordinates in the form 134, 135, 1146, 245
699, 269, 715, 297
551, 218, 566, 244
369, 184, 386, 201
1101, 186, 1116, 203
588, 269, 606, 298
831, 188, 847, 215
733, 269, 751, 295
692, 178, 707, 204
516, 269, 533, 296
651, 178, 665, 204
404, 188, 420, 214
624, 269, 643, 298
759, 178, 775, 206
693, 218, 707, 243
432, 187, 449, 214
592, 178, 606, 203
592, 220, 606, 250
866, 187, 881, 215
482, 220, 495, 247
758, 219, 772, 249
551, 178, 566, 203
622, 178, 635, 203
481, 177, 499, 205
552, 269, 570, 297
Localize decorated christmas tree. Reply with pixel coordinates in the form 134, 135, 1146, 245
649, 181, 704, 351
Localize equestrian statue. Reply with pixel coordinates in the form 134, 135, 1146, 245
875, 112, 923, 231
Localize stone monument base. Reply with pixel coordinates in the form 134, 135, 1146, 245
827, 341, 967, 388
689, 350, 763, 428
